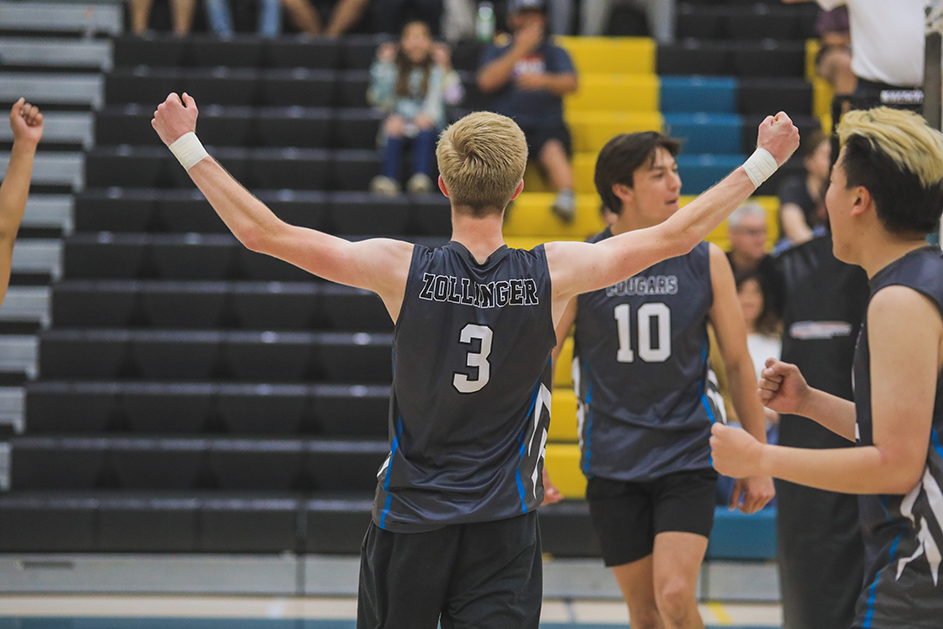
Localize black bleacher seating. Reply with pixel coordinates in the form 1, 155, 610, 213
200, 496, 299, 552
97, 496, 200, 552
738, 78, 813, 117
74, 189, 158, 232
225, 331, 313, 381
656, 41, 804, 77
209, 439, 305, 490
329, 191, 410, 236
155, 190, 230, 233
0, 494, 97, 551
147, 234, 239, 280
24, 382, 390, 437
140, 282, 229, 329
189, 36, 265, 68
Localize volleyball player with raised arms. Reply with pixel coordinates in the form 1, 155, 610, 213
712, 107, 943, 628
0, 98, 43, 307
152, 93, 798, 628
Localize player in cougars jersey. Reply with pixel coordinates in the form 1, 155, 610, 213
152, 92, 798, 629
551, 132, 775, 629
712, 108, 943, 628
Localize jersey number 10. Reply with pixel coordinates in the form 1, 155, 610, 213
614, 303, 671, 363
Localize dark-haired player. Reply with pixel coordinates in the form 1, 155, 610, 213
552, 131, 775, 629
712, 107, 943, 628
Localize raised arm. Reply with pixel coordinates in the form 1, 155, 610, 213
151, 93, 413, 320
712, 286, 941, 496
0, 98, 43, 307
545, 113, 800, 322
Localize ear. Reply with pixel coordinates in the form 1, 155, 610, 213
612, 183, 634, 205
509, 179, 525, 202
438, 175, 450, 198
849, 185, 872, 218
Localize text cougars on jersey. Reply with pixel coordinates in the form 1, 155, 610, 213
419, 273, 539, 308
606, 275, 678, 297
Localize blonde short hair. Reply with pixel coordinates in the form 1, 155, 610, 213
436, 111, 528, 215
837, 107, 943, 234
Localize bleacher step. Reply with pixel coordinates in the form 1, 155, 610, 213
0, 38, 112, 70
0, 72, 103, 108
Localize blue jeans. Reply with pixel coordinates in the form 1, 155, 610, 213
205, 0, 281, 37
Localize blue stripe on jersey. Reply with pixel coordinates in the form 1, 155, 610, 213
515, 381, 542, 514
863, 501, 906, 627
932, 427, 943, 459
379, 417, 404, 529
582, 368, 594, 473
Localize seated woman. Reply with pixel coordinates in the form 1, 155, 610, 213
776, 132, 830, 250
368, 20, 463, 195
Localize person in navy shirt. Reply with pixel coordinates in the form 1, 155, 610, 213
477, 0, 578, 222
713, 107, 943, 629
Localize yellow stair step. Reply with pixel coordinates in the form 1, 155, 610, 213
554, 337, 573, 387
556, 36, 656, 75
505, 192, 607, 238
565, 74, 659, 112
545, 443, 586, 498
550, 389, 578, 442
567, 111, 664, 153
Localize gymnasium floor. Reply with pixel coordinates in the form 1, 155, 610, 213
0, 595, 782, 628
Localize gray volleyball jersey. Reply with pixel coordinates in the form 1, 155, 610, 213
853, 247, 943, 628
574, 233, 724, 482
373, 241, 556, 533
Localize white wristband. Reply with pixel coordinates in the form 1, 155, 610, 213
169, 132, 209, 172
742, 148, 778, 188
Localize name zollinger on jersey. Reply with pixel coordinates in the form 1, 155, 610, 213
418, 273, 540, 308
606, 274, 679, 297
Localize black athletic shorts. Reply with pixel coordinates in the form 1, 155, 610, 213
586, 467, 718, 567
519, 122, 573, 159
357, 511, 542, 629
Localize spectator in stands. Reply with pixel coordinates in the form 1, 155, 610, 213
579, 0, 675, 43
783, 0, 924, 116
368, 20, 463, 194
281, 0, 370, 36
1, 99, 43, 308
776, 132, 830, 249
128, 0, 195, 35
477, 0, 578, 221
727, 203, 770, 276
204, 0, 282, 37
372, 0, 444, 36
813, 7, 857, 117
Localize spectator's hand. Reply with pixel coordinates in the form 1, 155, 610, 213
414, 112, 435, 131
514, 21, 544, 54
516, 73, 548, 91
541, 467, 563, 505
756, 112, 800, 167
152, 92, 199, 147
10, 98, 43, 147
757, 358, 810, 416
710, 423, 764, 479
377, 42, 397, 64
729, 475, 775, 514
432, 42, 452, 68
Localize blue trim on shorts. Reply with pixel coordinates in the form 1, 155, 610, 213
582, 364, 594, 473
516, 381, 542, 513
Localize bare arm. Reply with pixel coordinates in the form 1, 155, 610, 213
551, 297, 577, 365
780, 203, 814, 244
757, 359, 857, 440
707, 245, 775, 512
0, 99, 43, 307
152, 93, 413, 320
712, 286, 941, 495
545, 112, 800, 324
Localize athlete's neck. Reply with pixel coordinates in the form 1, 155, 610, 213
856, 235, 932, 279
450, 210, 507, 264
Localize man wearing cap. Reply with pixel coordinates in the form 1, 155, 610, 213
477, 0, 579, 222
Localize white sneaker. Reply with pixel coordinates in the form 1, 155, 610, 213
407, 173, 433, 193
370, 175, 401, 196
551, 190, 576, 223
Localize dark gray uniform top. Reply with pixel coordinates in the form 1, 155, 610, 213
373, 241, 556, 533
574, 233, 724, 482
852, 246, 943, 628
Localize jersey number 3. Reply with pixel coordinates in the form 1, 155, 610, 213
614, 303, 671, 363
453, 324, 494, 393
